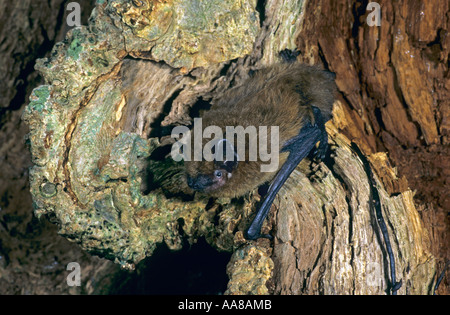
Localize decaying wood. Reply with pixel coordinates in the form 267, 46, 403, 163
268, 125, 435, 294
295, 0, 449, 294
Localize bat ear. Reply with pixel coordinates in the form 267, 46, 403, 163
213, 139, 239, 172
220, 158, 238, 173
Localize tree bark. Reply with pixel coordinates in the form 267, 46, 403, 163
295, 0, 449, 294
20, 0, 445, 295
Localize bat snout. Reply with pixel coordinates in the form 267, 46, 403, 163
187, 174, 213, 191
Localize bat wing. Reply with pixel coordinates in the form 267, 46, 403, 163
245, 106, 327, 240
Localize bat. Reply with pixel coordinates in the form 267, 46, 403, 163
182, 50, 336, 239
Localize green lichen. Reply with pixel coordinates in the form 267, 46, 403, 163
111, 0, 260, 69
68, 37, 84, 60
225, 245, 274, 295
27, 85, 50, 113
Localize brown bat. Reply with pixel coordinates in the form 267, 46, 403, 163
182, 51, 336, 239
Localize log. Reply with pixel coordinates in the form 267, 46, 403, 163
22, 0, 439, 294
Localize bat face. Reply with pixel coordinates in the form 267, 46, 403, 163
180, 123, 283, 198
184, 138, 240, 196
185, 160, 232, 194
184, 157, 278, 198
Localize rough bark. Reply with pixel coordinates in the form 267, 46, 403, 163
295, 0, 449, 294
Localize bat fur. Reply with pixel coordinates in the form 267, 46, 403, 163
184, 62, 336, 198
161, 51, 339, 239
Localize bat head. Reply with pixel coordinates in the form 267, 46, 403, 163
185, 139, 239, 195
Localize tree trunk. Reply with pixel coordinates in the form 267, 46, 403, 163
21, 0, 445, 295
294, 0, 449, 294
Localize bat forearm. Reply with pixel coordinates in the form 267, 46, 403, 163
245, 124, 322, 240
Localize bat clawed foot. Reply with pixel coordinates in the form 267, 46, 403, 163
279, 48, 301, 63
311, 137, 328, 161
310, 106, 329, 161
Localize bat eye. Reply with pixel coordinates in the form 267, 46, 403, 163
214, 170, 223, 178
